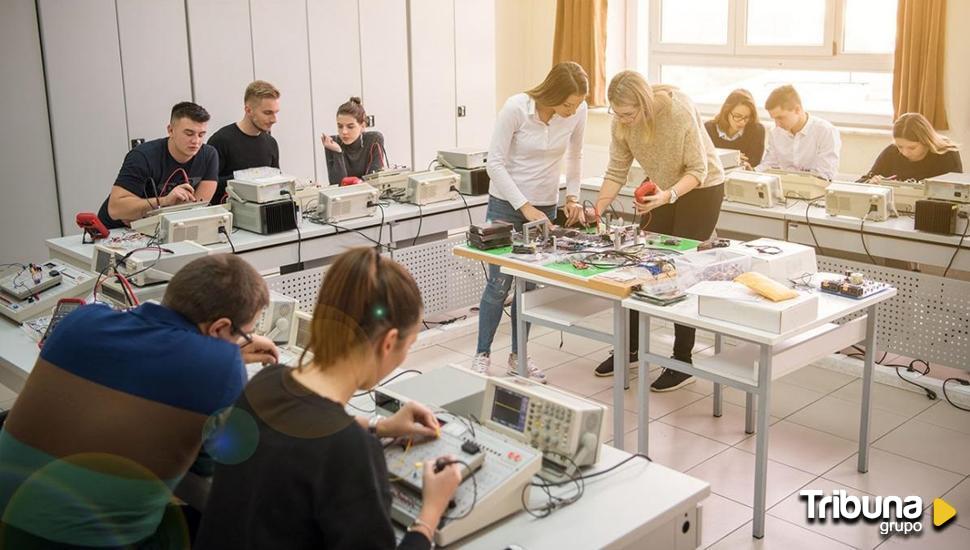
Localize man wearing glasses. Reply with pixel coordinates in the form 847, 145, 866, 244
0, 254, 277, 547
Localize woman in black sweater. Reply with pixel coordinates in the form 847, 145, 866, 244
704, 88, 765, 169
196, 248, 461, 549
321, 97, 387, 185
863, 112, 962, 182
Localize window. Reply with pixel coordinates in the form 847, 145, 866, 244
631, 0, 897, 127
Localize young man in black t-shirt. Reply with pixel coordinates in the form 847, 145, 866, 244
206, 80, 281, 205
97, 102, 218, 229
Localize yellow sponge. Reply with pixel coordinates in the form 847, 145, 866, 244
734, 272, 798, 302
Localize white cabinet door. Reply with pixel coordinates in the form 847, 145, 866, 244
359, 0, 412, 169
0, 0, 61, 259
186, 0, 254, 135
308, 0, 363, 184
407, 0, 457, 170
116, 0, 193, 143
37, 0, 129, 232
250, 0, 316, 181
454, 0, 496, 150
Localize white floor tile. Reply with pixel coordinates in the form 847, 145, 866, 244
661, 397, 781, 446
824, 448, 965, 508
721, 381, 827, 419
589, 380, 706, 418
768, 479, 892, 550
829, 379, 937, 417
621, 421, 730, 472
438, 330, 511, 356
709, 515, 854, 549
785, 395, 910, 443
913, 401, 970, 436
399, 345, 471, 374
543, 356, 616, 397
940, 476, 970, 530
736, 421, 857, 476
873, 420, 970, 475
697, 493, 755, 549
687, 447, 815, 508
777, 365, 857, 394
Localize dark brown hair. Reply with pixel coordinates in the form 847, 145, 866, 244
765, 85, 802, 111
170, 101, 210, 124
337, 97, 367, 125
162, 254, 269, 328
303, 248, 422, 368
526, 62, 589, 107
715, 89, 759, 133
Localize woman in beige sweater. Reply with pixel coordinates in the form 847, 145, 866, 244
593, 71, 725, 391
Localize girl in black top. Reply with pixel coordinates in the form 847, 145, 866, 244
863, 112, 962, 182
704, 88, 766, 169
196, 248, 461, 549
321, 97, 387, 185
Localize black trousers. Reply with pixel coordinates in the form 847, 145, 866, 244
629, 184, 724, 361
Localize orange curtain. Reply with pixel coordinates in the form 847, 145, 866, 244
893, 0, 948, 129
553, 0, 609, 106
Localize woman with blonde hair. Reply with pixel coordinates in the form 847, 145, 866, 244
592, 70, 724, 391
864, 112, 962, 182
197, 248, 461, 549
704, 88, 766, 168
472, 61, 589, 382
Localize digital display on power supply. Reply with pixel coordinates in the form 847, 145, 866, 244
491, 386, 529, 432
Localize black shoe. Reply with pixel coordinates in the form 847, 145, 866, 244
650, 368, 694, 392
594, 350, 639, 377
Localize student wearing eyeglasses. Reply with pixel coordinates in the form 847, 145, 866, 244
593, 71, 724, 391
704, 89, 766, 169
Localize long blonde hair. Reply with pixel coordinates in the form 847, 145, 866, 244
526, 62, 589, 107
894, 112, 959, 155
607, 70, 677, 141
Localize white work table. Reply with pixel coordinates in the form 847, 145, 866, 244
579, 178, 970, 272
624, 286, 897, 539
46, 194, 489, 274
460, 445, 709, 549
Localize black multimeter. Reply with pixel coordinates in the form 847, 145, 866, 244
38, 298, 85, 348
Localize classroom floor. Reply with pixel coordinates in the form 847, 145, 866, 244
407, 310, 970, 550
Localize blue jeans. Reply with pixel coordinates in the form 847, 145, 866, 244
476, 197, 558, 355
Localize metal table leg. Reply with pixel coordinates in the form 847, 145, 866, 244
713, 334, 723, 417
638, 312, 650, 454
745, 393, 755, 434
515, 277, 527, 377
858, 304, 877, 473
752, 345, 773, 539
612, 301, 629, 448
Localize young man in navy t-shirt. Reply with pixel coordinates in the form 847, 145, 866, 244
97, 101, 220, 229
0, 254, 278, 547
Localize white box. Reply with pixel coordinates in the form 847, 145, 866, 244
698, 291, 819, 333
437, 147, 487, 169
729, 238, 817, 282
715, 148, 741, 169
925, 172, 970, 204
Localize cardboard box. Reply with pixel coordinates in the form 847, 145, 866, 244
698, 291, 819, 333
729, 238, 817, 283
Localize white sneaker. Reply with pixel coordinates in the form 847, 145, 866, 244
507, 353, 547, 384
471, 353, 491, 375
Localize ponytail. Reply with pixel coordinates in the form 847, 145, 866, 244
337, 97, 367, 126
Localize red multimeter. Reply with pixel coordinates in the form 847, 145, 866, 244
76, 213, 110, 243
38, 298, 85, 348
634, 179, 658, 203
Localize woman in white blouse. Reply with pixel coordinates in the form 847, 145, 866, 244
472, 62, 589, 382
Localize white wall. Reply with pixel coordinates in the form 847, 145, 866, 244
494, 0, 970, 179
0, 0, 61, 263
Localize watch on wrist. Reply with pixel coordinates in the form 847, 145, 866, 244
367, 415, 383, 435
668, 188, 679, 204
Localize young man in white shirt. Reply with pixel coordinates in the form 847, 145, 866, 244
757, 85, 841, 180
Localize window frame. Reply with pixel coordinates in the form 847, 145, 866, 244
635, 0, 896, 128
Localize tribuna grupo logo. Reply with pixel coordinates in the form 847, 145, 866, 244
800, 490, 957, 536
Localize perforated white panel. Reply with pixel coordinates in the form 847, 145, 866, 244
391, 234, 487, 316
266, 265, 330, 313
817, 256, 970, 370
